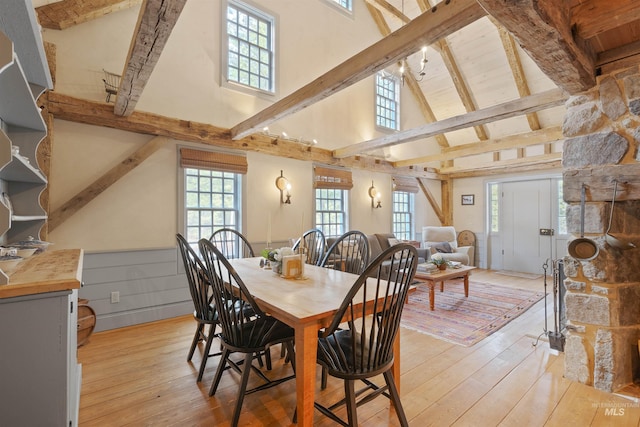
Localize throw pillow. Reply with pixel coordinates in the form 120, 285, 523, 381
387, 238, 402, 259
432, 241, 453, 253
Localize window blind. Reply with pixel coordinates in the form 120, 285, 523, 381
392, 176, 419, 193
180, 148, 247, 174
313, 165, 353, 190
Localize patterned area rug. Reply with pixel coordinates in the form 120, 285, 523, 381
401, 279, 545, 347
495, 270, 543, 280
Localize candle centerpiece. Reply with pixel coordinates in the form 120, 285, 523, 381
261, 246, 294, 275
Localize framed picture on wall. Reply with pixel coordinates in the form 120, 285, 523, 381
461, 194, 474, 205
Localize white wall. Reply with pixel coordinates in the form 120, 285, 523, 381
43, 1, 442, 251
42, 0, 535, 253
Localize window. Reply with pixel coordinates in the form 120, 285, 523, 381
314, 166, 352, 238
328, 0, 352, 12
180, 148, 246, 248
184, 169, 241, 247
489, 182, 499, 233
315, 189, 347, 238
391, 176, 418, 240
557, 179, 568, 235
225, 1, 275, 93
392, 191, 414, 240
376, 71, 400, 131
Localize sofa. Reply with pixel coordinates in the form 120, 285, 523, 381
421, 226, 474, 266
366, 233, 428, 276
325, 233, 428, 277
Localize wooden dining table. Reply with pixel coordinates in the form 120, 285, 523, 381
228, 257, 402, 426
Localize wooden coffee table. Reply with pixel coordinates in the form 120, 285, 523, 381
414, 265, 477, 310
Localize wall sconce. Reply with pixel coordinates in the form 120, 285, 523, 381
368, 181, 382, 209
275, 170, 291, 204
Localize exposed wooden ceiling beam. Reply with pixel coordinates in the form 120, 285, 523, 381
597, 39, 640, 74
333, 88, 568, 158
45, 92, 441, 179
393, 126, 563, 167
417, 178, 446, 225
491, 19, 541, 132
363, 0, 409, 24
571, 0, 640, 40
415, 0, 431, 13
113, 0, 187, 116
36, 0, 142, 30
364, 2, 450, 149
230, 0, 486, 140
434, 39, 489, 141
477, 0, 596, 94
443, 153, 562, 178
48, 136, 170, 231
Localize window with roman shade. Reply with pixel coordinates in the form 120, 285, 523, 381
392, 176, 419, 193
314, 165, 351, 237
313, 165, 353, 190
392, 176, 417, 241
179, 147, 248, 174
180, 148, 246, 247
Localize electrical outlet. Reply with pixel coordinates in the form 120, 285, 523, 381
111, 291, 120, 303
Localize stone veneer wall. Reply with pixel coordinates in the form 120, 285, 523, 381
562, 66, 640, 393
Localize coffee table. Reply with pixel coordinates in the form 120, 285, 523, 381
414, 265, 477, 310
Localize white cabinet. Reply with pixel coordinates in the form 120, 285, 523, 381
0, 250, 83, 427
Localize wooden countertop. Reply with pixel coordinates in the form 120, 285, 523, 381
0, 249, 83, 299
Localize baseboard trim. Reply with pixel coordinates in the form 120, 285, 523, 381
94, 301, 192, 332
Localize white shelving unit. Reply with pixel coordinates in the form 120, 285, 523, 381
0, 3, 80, 427
0, 27, 48, 283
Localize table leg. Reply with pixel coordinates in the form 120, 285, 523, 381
428, 281, 435, 311
295, 324, 318, 426
464, 273, 469, 297
440, 281, 444, 292
392, 333, 401, 391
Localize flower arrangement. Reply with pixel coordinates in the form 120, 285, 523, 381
261, 247, 294, 274
430, 253, 450, 269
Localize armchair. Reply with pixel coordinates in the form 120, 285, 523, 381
422, 226, 475, 266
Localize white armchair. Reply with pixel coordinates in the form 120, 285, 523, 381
422, 226, 475, 266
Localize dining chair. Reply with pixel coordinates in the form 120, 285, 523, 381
320, 230, 370, 275
198, 239, 296, 427
293, 228, 326, 266
314, 243, 418, 427
176, 234, 220, 382
209, 228, 255, 259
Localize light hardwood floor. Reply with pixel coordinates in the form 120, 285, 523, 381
78, 270, 640, 426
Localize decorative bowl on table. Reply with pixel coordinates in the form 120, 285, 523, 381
0, 255, 22, 273
14, 247, 37, 258
11, 236, 52, 254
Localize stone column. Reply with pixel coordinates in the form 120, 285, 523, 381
562, 66, 640, 393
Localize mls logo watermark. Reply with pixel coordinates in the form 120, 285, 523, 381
604, 407, 625, 416
593, 401, 638, 417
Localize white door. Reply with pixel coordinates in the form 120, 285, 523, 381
501, 180, 553, 274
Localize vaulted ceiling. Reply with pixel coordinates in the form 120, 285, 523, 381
34, 0, 640, 178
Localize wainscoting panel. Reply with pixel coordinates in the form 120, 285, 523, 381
81, 248, 192, 332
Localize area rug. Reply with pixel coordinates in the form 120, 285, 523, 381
495, 270, 543, 280
401, 279, 545, 347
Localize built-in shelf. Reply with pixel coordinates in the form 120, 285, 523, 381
0, 30, 48, 248
12, 214, 47, 221
0, 3, 77, 426
0, 1, 53, 95
0, 152, 47, 183
0, 51, 46, 132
